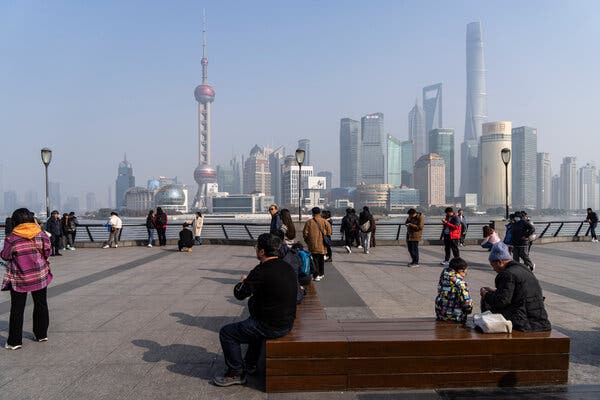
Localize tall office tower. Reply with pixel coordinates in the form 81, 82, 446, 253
64, 196, 80, 213
339, 118, 361, 187
244, 145, 271, 195
536, 153, 552, 209
414, 153, 446, 207
400, 140, 414, 187
193, 15, 217, 210
551, 175, 561, 208
269, 146, 285, 204
579, 163, 599, 210
423, 83, 443, 148
3, 191, 17, 215
560, 157, 578, 210
49, 181, 62, 212
297, 139, 310, 166
85, 192, 97, 212
386, 135, 403, 186
429, 129, 455, 201
408, 99, 426, 160
231, 156, 243, 194
511, 126, 538, 209
480, 122, 511, 209
216, 164, 236, 194
115, 154, 135, 210
360, 113, 385, 184
281, 156, 314, 209
461, 21, 487, 197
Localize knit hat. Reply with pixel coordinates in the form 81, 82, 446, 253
489, 242, 512, 261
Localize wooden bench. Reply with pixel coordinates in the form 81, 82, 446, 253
265, 284, 570, 392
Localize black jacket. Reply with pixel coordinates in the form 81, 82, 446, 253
484, 261, 551, 332
234, 258, 297, 330
340, 214, 358, 234
587, 212, 598, 224
146, 215, 156, 229
46, 218, 62, 237
358, 212, 375, 233
179, 229, 194, 246
511, 220, 535, 246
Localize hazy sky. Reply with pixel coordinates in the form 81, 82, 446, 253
1, 0, 599, 205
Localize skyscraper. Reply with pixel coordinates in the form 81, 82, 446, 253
429, 128, 455, 201
423, 83, 443, 145
511, 126, 538, 209
480, 121, 511, 209
414, 153, 446, 207
579, 163, 598, 210
86, 192, 97, 212
269, 146, 285, 204
560, 157, 578, 210
361, 113, 385, 184
339, 118, 361, 187
49, 182, 61, 212
400, 140, 414, 187
408, 100, 426, 160
297, 139, 310, 166
536, 153, 552, 209
461, 21, 487, 197
115, 155, 135, 210
193, 15, 217, 210
281, 155, 313, 209
244, 145, 271, 195
551, 175, 560, 209
386, 135, 403, 187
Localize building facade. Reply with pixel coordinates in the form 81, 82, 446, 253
244, 145, 271, 196
408, 100, 426, 161
400, 140, 414, 187
115, 155, 135, 210
560, 157, 578, 210
268, 146, 285, 205
511, 126, 538, 209
551, 175, 561, 209
429, 128, 455, 201
386, 135, 403, 187
281, 156, 314, 209
355, 184, 394, 209
339, 118, 361, 188
423, 83, 443, 149
388, 187, 420, 211
414, 153, 446, 207
123, 187, 156, 215
536, 153, 552, 209
480, 121, 512, 209
360, 113, 385, 184
579, 163, 599, 210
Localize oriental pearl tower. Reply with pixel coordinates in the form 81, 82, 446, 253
193, 15, 217, 210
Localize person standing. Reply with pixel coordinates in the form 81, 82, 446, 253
68, 212, 79, 246
303, 207, 332, 281
321, 210, 333, 262
511, 211, 536, 271
269, 204, 282, 235
155, 207, 168, 246
192, 211, 204, 245
103, 212, 122, 249
405, 208, 424, 267
45, 211, 62, 256
586, 208, 598, 242
1, 208, 53, 349
358, 206, 375, 254
278, 208, 296, 248
457, 209, 468, 247
146, 210, 155, 247
61, 213, 76, 251
440, 207, 461, 265
340, 208, 357, 253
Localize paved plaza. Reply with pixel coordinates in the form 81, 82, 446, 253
0, 242, 598, 399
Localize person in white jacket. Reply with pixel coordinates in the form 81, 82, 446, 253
192, 211, 204, 245
103, 212, 123, 248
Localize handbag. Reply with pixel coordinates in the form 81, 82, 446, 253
360, 220, 371, 233
473, 311, 513, 333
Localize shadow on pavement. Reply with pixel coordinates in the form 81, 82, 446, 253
554, 326, 600, 368
170, 312, 239, 333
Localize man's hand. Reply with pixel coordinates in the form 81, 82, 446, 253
240, 275, 247, 281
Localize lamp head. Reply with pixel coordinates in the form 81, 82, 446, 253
501, 148, 511, 165
295, 148, 306, 165
41, 148, 52, 166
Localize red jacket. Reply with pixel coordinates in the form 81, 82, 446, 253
442, 214, 462, 240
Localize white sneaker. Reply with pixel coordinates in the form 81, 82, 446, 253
35, 337, 48, 342
345, 245, 351, 253
147, 244, 153, 247
357, 245, 363, 249
314, 275, 322, 282
115, 244, 118, 248
102, 245, 109, 249
530, 264, 536, 272
440, 260, 449, 266
407, 263, 420, 268
5, 344, 22, 350
365, 250, 370, 254
324, 255, 329, 261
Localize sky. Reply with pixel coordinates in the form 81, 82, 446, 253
1, 0, 599, 207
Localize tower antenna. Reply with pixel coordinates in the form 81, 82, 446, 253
201, 9, 208, 84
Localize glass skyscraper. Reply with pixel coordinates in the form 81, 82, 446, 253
400, 140, 414, 187
115, 155, 135, 210
537, 153, 552, 209
429, 129, 455, 201
511, 126, 538, 209
408, 100, 426, 161
423, 83, 443, 147
339, 118, 361, 188
386, 135, 403, 186
360, 113, 385, 184
560, 157, 578, 210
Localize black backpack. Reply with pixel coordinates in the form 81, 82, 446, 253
156, 213, 167, 226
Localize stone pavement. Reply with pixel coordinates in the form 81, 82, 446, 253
0, 242, 598, 399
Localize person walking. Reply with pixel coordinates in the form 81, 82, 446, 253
358, 206, 375, 254
68, 211, 79, 245
61, 213, 76, 251
103, 212, 122, 248
278, 208, 296, 248
302, 207, 332, 281
440, 207, 461, 265
155, 207, 168, 246
192, 211, 204, 245
511, 211, 536, 271
321, 210, 333, 262
586, 208, 598, 242
45, 211, 62, 256
457, 209, 468, 247
340, 208, 358, 253
145, 210, 155, 247
405, 208, 424, 267
1, 208, 53, 349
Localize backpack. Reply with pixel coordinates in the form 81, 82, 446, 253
156, 213, 167, 226
298, 250, 313, 277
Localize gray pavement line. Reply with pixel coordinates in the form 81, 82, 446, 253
0, 251, 173, 315
315, 261, 369, 308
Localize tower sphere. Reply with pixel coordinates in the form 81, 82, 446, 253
194, 165, 217, 184
195, 84, 215, 103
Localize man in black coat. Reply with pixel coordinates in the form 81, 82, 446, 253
510, 211, 536, 271
340, 208, 358, 253
45, 210, 62, 256
480, 242, 551, 332
586, 208, 598, 242
177, 223, 194, 252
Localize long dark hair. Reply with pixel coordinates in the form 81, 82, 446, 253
279, 209, 296, 240
156, 207, 164, 215
11, 208, 34, 226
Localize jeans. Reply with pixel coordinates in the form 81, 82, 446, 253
108, 228, 120, 247
156, 227, 167, 246
443, 236, 460, 261
147, 228, 155, 245
64, 232, 75, 247
407, 240, 419, 264
219, 317, 291, 376
194, 236, 203, 245
343, 231, 354, 247
7, 287, 49, 346
513, 245, 533, 269
312, 254, 325, 277
51, 235, 61, 255
591, 222, 597, 240
360, 232, 372, 253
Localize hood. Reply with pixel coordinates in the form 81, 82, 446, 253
12, 222, 42, 239
440, 267, 463, 287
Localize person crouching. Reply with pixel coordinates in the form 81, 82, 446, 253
178, 223, 194, 252
435, 257, 473, 324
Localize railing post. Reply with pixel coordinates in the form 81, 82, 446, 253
539, 222, 551, 238
553, 222, 564, 237
85, 226, 94, 242
244, 225, 254, 240
395, 224, 402, 241
221, 224, 229, 239
574, 222, 584, 237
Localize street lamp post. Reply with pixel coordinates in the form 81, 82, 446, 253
41, 148, 53, 218
295, 148, 306, 222
501, 148, 511, 220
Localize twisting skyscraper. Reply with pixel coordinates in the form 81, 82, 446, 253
193, 15, 217, 210
460, 21, 487, 198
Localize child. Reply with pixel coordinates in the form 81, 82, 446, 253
435, 257, 473, 324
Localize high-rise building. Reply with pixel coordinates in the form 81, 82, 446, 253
423, 83, 443, 149
480, 121, 511, 209
408, 100, 426, 160
461, 21, 487, 197
3, 191, 17, 215
193, 15, 217, 210
536, 153, 552, 209
414, 153, 446, 207
216, 164, 236, 194
49, 181, 62, 212
386, 135, 403, 187
551, 175, 560, 209
85, 192, 97, 212
429, 128, 455, 201
317, 171, 333, 190
268, 146, 285, 205
560, 157, 578, 210
115, 155, 135, 210
297, 139, 310, 167
361, 113, 385, 184
511, 126, 538, 209
281, 156, 313, 209
339, 118, 361, 188
244, 145, 271, 195
400, 140, 414, 187
579, 163, 599, 210
388, 187, 420, 211
63, 196, 80, 213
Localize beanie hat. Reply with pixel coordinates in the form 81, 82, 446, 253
489, 242, 512, 262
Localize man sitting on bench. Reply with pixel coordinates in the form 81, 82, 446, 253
213, 233, 298, 387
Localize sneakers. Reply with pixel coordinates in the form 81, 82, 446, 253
102, 245, 109, 249
35, 337, 48, 342
147, 244, 153, 247
115, 244, 118, 248
53, 253, 62, 256
365, 250, 370, 254
407, 263, 420, 268
440, 260, 449, 266
592, 238, 598, 243
245, 365, 258, 376
357, 245, 363, 249
530, 263, 536, 272
5, 343, 22, 350
68, 246, 75, 251
345, 245, 351, 253
212, 372, 247, 387
314, 275, 323, 282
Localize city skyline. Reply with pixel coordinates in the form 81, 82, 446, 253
1, 2, 600, 205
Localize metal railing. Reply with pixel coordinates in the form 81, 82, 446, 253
0, 220, 593, 244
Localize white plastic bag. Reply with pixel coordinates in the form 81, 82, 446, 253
473, 311, 513, 333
